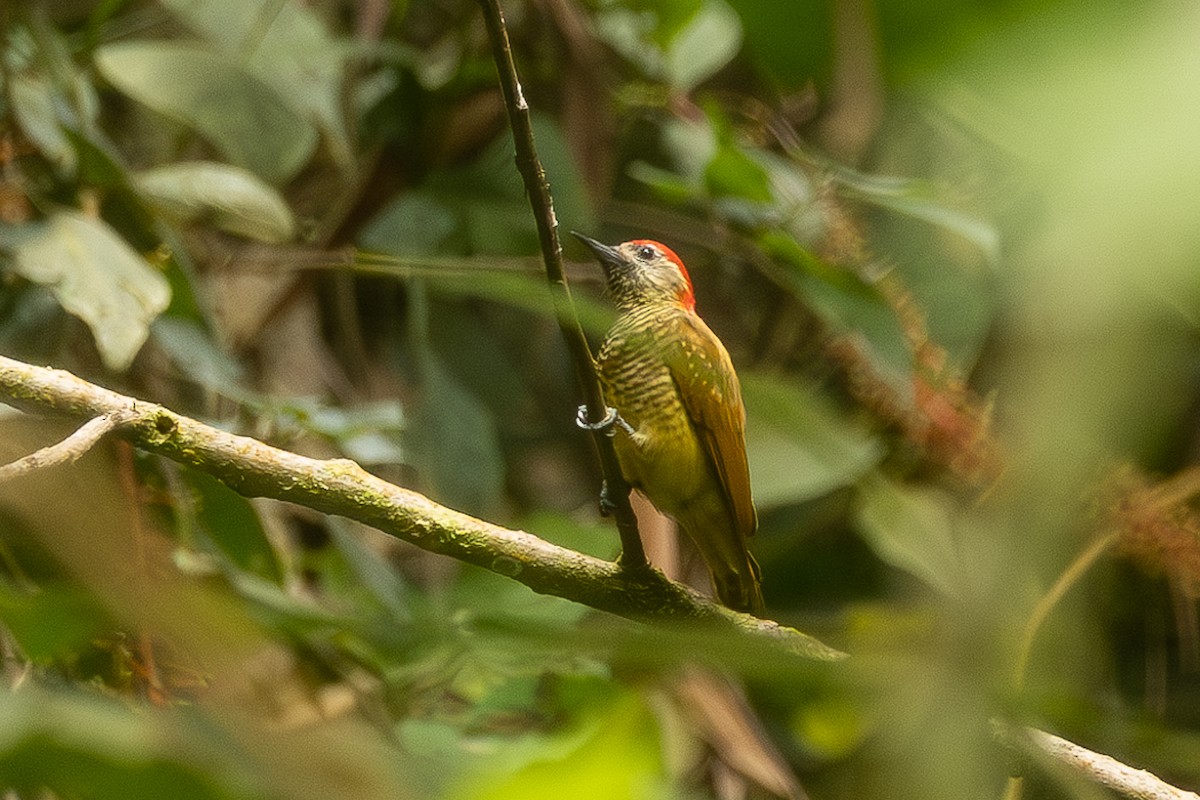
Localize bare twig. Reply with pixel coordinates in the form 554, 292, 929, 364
0, 412, 124, 481
474, 0, 646, 570
997, 723, 1200, 800
1004, 534, 1122, 800
1012, 532, 1119, 691
0, 354, 840, 662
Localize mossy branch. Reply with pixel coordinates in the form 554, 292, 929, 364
0, 354, 840, 662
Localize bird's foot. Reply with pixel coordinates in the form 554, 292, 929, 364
575, 405, 635, 437
598, 480, 617, 517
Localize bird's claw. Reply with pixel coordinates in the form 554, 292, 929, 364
598, 480, 616, 517
576, 405, 634, 437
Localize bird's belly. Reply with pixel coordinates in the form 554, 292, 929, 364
612, 399, 712, 518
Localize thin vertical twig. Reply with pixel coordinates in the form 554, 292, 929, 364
116, 441, 167, 706
474, 0, 646, 569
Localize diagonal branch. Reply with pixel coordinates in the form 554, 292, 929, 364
474, 0, 646, 570
0, 354, 839, 662
996, 722, 1200, 800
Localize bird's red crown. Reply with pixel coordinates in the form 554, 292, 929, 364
629, 239, 695, 311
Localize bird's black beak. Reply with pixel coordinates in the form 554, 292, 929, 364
571, 231, 624, 276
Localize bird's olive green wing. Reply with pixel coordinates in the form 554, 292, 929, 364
663, 311, 758, 541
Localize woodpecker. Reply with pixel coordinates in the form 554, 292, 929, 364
573, 232, 763, 615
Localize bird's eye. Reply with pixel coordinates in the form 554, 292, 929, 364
635, 244, 657, 261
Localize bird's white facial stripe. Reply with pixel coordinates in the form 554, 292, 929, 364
608, 241, 694, 309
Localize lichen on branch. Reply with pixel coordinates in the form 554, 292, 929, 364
0, 353, 841, 662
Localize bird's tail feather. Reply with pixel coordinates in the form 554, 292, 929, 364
712, 551, 765, 616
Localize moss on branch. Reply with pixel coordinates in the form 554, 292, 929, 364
0, 354, 841, 662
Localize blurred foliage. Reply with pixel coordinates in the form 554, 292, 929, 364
1, 0, 1199, 799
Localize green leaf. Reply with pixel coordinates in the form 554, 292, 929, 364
3, 19, 103, 175
362, 115, 590, 259
832, 166, 1000, 266
660, 115, 718, 184
151, 316, 249, 400
761, 235, 914, 395
448, 691, 663, 800
328, 518, 413, 623
519, 511, 618, 561
664, 0, 743, 91
0, 584, 112, 660
593, 8, 665, 79
528, 114, 594, 241
741, 372, 884, 509
407, 353, 506, 518
182, 468, 283, 584
791, 693, 871, 760
625, 161, 702, 204
733, 0, 832, 88
854, 474, 963, 597
0, 212, 170, 370
160, 0, 353, 168
7, 70, 77, 173
360, 189, 459, 255
0, 687, 257, 800
0, 684, 411, 800
94, 41, 317, 184
704, 143, 774, 203
133, 162, 295, 242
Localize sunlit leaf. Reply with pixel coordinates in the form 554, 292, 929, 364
160, 0, 354, 168
448, 691, 662, 800
95, 41, 317, 183
133, 162, 295, 242
664, 0, 743, 91
792, 694, 871, 761
0, 212, 170, 370
8, 70, 77, 173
